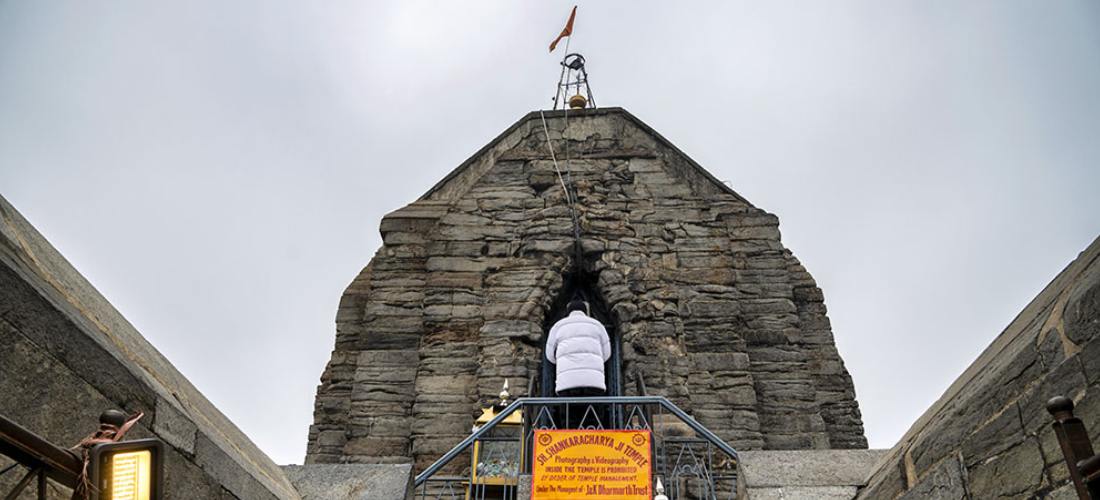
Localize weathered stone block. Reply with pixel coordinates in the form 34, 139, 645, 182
689, 352, 751, 371
966, 437, 1048, 497
898, 453, 967, 500
344, 436, 410, 457
154, 397, 198, 455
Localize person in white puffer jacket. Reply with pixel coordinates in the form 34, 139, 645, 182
545, 299, 611, 396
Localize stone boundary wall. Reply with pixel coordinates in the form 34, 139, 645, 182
737, 449, 887, 500
283, 464, 413, 499
857, 236, 1100, 499
0, 195, 300, 499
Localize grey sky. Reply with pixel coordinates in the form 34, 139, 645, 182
1, 1, 1098, 464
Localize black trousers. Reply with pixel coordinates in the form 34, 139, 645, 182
557, 387, 605, 398
556, 387, 607, 428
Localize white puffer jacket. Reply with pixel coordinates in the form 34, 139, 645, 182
546, 311, 611, 393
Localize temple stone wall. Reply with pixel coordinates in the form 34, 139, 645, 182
307, 108, 867, 470
0, 195, 301, 499
856, 236, 1100, 499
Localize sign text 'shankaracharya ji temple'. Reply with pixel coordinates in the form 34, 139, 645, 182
305, 108, 868, 469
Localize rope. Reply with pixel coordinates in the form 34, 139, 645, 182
538, 110, 573, 206
538, 110, 583, 273
561, 101, 582, 262
546, 31, 584, 272
552, 32, 573, 109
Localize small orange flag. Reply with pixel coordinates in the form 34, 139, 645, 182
549, 6, 577, 52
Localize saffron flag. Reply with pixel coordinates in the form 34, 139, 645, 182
549, 6, 576, 52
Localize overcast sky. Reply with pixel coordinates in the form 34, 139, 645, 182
2, 1, 1098, 465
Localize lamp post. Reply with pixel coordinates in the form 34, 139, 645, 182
88, 438, 164, 500
74, 410, 164, 500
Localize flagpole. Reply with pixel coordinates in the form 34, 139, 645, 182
554, 53, 568, 110
553, 36, 573, 110
551, 7, 576, 110
562, 30, 571, 62
561, 36, 573, 110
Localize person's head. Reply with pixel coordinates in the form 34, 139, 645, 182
567, 299, 589, 315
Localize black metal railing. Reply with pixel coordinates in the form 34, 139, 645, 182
0, 413, 80, 499
413, 396, 739, 500
1048, 395, 1100, 499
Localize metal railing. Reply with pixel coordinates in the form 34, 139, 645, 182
0, 413, 80, 499
1048, 395, 1100, 499
414, 396, 739, 500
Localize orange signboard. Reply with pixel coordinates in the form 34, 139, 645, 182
531, 429, 652, 499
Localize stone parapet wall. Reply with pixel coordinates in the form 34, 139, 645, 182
307, 108, 867, 469
737, 449, 888, 499
856, 236, 1100, 499
283, 464, 413, 499
0, 195, 300, 499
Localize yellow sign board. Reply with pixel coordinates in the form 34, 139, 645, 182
532, 430, 652, 499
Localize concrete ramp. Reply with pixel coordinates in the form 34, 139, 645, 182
737, 450, 887, 499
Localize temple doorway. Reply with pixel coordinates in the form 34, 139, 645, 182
538, 270, 622, 398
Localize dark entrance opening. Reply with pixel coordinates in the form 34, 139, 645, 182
538, 270, 622, 398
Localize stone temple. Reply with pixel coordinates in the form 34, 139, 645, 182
306, 107, 868, 469
2, 105, 1098, 499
